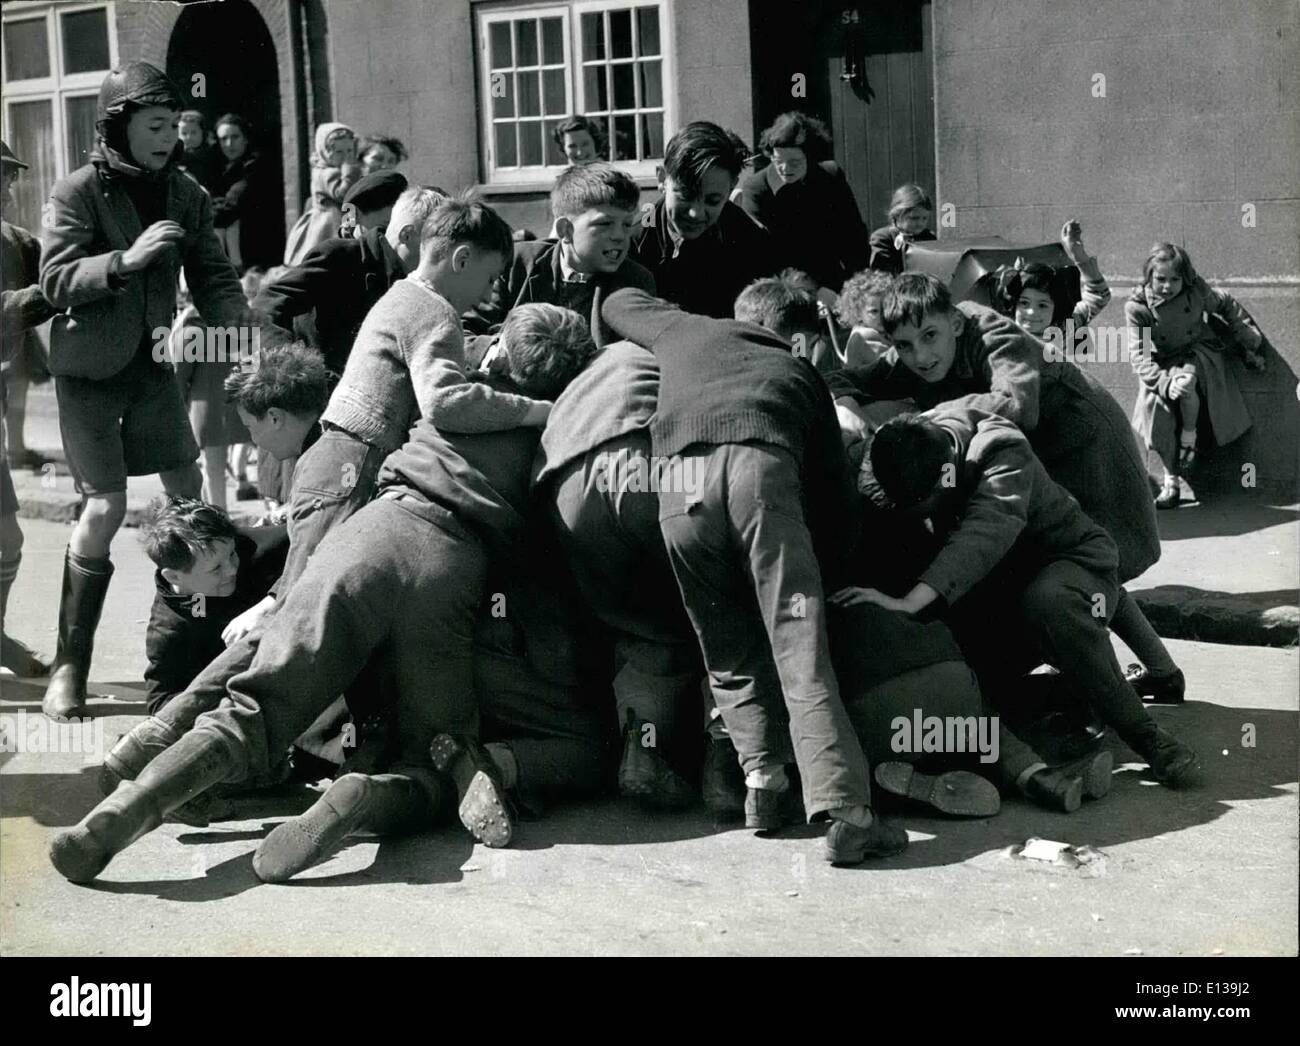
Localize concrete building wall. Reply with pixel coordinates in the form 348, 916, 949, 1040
322, 0, 754, 235
930, 0, 1300, 496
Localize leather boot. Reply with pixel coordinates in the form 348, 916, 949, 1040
42, 551, 113, 721
617, 710, 695, 810
701, 730, 746, 822
429, 734, 514, 848
253, 772, 440, 882
1121, 723, 1199, 788
49, 730, 238, 883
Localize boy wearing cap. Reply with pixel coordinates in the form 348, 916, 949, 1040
338, 169, 407, 240
2, 139, 60, 676
38, 63, 251, 721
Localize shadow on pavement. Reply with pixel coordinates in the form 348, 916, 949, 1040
834, 701, 1297, 872
1154, 501, 1298, 541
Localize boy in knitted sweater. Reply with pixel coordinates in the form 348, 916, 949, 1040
284, 194, 551, 594
602, 284, 906, 867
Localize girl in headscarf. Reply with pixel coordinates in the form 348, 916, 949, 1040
283, 122, 362, 265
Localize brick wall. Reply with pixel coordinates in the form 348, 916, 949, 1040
930, 0, 1300, 498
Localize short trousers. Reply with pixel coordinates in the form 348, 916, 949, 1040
55, 350, 198, 495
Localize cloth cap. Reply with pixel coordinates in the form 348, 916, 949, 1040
343, 169, 408, 212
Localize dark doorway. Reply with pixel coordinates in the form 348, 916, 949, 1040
749, 0, 935, 232
166, 0, 284, 249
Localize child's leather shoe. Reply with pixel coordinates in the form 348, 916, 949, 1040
1125, 663, 1186, 704
823, 816, 909, 866
873, 762, 1000, 818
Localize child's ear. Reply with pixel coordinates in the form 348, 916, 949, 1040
949, 310, 964, 338
265, 406, 285, 429
554, 216, 574, 242
160, 566, 182, 588
655, 166, 667, 188
450, 243, 472, 272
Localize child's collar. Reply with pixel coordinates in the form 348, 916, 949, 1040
556, 242, 594, 283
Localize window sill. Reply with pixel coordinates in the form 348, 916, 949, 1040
475, 173, 660, 197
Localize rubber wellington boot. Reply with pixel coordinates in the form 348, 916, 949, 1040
42, 551, 113, 721
49, 731, 238, 883
1, 551, 50, 676
100, 717, 183, 794
253, 772, 440, 882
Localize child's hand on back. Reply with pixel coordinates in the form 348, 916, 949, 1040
119, 220, 185, 273
1168, 373, 1195, 400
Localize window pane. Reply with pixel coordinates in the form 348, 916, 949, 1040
581, 12, 604, 61
495, 122, 518, 167
61, 8, 110, 75
637, 6, 661, 56
3, 19, 50, 80
544, 119, 567, 164
612, 63, 635, 110
641, 112, 664, 159
542, 69, 565, 115
64, 95, 98, 169
489, 21, 512, 69
5, 99, 55, 232
612, 114, 636, 161
519, 121, 544, 166
541, 17, 564, 64
610, 9, 633, 59
515, 19, 538, 66
517, 71, 540, 117
491, 71, 515, 117
583, 65, 608, 111
638, 59, 662, 107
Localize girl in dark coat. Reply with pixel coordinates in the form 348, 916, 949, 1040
736, 111, 870, 305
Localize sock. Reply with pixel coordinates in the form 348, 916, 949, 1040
829, 804, 874, 828
1015, 762, 1049, 791
1112, 588, 1178, 675
744, 764, 788, 791
1178, 430, 1197, 448
486, 742, 519, 791
67, 548, 112, 574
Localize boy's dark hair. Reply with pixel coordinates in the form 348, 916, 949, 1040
866, 414, 952, 509
1143, 242, 1198, 288
734, 271, 820, 340
661, 121, 748, 197
360, 134, 409, 163
887, 183, 933, 223
223, 342, 331, 418
758, 111, 833, 163
881, 272, 953, 334
140, 496, 239, 571
420, 193, 513, 262
552, 115, 605, 154
499, 303, 597, 398
550, 162, 640, 220
837, 270, 894, 327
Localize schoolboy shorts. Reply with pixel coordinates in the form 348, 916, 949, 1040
55, 351, 198, 496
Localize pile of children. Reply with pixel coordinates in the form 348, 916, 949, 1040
3, 62, 1278, 886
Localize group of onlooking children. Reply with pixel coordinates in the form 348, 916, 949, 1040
0, 63, 1274, 885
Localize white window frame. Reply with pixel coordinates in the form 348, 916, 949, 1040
1, 2, 119, 182
476, 0, 675, 186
